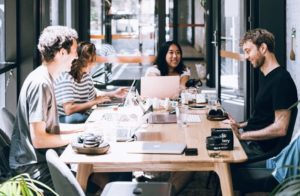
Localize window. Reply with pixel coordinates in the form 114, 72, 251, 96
90, 0, 156, 55
0, 1, 5, 108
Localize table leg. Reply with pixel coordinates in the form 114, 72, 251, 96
214, 163, 234, 196
76, 164, 93, 192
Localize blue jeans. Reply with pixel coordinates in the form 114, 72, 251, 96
59, 113, 89, 124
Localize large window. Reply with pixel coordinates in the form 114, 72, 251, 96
0, 1, 5, 108
166, 0, 205, 59
219, 0, 247, 122
220, 0, 246, 94
90, 0, 156, 55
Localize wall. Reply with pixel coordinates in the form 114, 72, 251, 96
287, 0, 300, 138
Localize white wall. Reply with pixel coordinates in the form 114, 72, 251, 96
287, 0, 300, 138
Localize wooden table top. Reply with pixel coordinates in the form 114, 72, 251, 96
60, 108, 247, 168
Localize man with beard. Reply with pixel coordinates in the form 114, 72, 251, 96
229, 28, 298, 161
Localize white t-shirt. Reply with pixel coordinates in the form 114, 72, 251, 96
145, 65, 191, 78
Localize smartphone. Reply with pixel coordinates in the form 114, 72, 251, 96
185, 148, 198, 156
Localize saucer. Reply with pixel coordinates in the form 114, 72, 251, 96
206, 113, 228, 121
188, 104, 206, 110
71, 141, 110, 155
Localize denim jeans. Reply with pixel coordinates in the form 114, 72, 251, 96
59, 113, 89, 124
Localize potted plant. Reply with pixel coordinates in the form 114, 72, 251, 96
0, 173, 57, 196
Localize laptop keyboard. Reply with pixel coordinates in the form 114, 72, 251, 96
185, 114, 201, 123
116, 128, 130, 141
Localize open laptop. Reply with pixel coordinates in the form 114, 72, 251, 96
97, 79, 136, 107
141, 76, 180, 99
127, 141, 186, 154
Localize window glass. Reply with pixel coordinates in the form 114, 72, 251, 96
166, 0, 205, 58
90, 0, 155, 55
219, 0, 247, 122
0, 1, 5, 108
220, 0, 246, 95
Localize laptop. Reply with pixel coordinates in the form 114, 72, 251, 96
148, 113, 177, 124
127, 141, 186, 154
97, 79, 136, 107
141, 76, 180, 99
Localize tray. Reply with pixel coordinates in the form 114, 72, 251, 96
71, 141, 110, 155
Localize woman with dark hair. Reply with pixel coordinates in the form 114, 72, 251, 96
55, 42, 127, 123
144, 43, 193, 194
145, 41, 191, 89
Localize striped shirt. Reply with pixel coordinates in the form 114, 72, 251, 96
54, 71, 96, 116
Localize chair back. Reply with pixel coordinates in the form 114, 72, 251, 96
46, 149, 85, 196
0, 128, 11, 182
0, 107, 15, 140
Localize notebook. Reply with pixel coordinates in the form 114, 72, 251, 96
148, 113, 177, 124
141, 76, 180, 99
127, 142, 186, 154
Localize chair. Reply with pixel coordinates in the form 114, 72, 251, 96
0, 108, 14, 183
0, 107, 15, 140
46, 149, 175, 196
46, 149, 85, 196
0, 128, 12, 182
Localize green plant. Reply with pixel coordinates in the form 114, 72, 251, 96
0, 173, 58, 196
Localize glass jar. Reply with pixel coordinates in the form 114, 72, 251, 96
206, 136, 222, 158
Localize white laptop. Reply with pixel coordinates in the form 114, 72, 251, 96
141, 76, 180, 99
127, 141, 186, 154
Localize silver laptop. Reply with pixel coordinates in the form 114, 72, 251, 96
148, 113, 177, 124
141, 76, 180, 99
98, 79, 136, 107
127, 142, 186, 154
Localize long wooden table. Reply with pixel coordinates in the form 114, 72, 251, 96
60, 108, 247, 195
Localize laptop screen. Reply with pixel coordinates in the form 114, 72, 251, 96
124, 79, 137, 106
141, 76, 180, 99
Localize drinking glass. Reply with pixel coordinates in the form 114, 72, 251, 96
207, 93, 218, 110
176, 105, 188, 128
